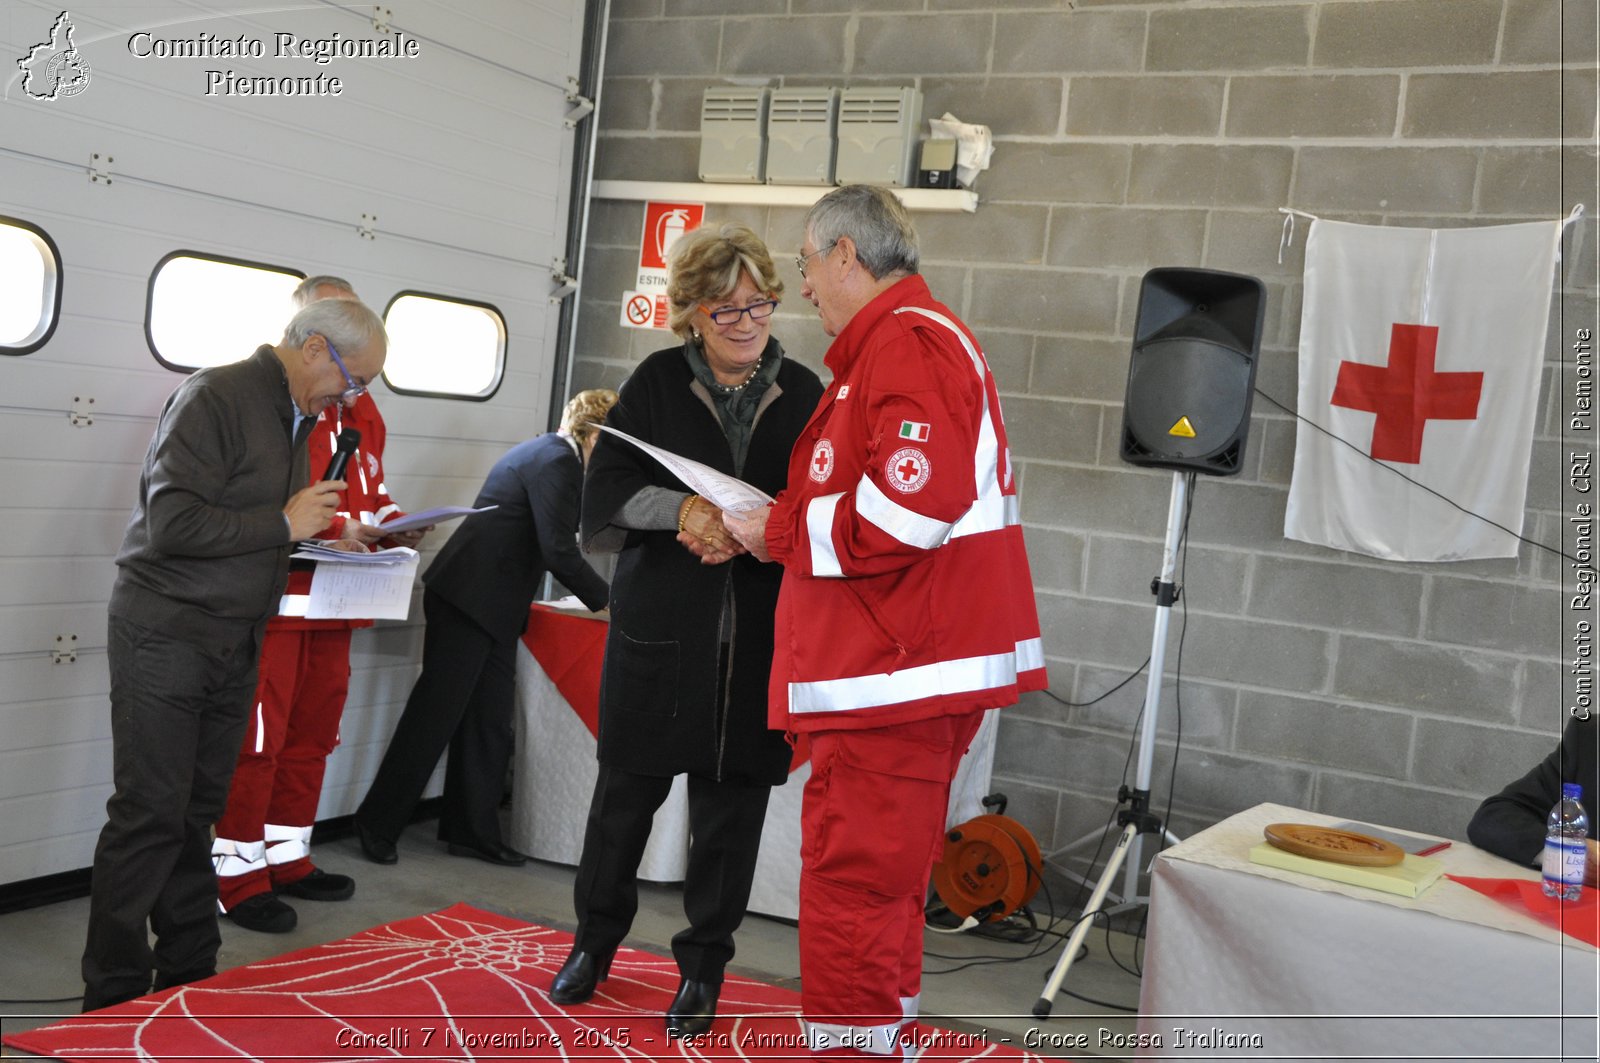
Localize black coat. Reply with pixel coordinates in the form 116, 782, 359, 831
582, 343, 823, 784
425, 433, 610, 640
1467, 714, 1599, 866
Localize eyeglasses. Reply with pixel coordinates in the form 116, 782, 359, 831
317, 334, 368, 404
698, 299, 779, 327
794, 242, 837, 277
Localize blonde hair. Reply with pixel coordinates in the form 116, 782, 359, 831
560, 388, 619, 447
665, 223, 784, 340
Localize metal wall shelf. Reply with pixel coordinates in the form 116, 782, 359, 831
591, 180, 978, 213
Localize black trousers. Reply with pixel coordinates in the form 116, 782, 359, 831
571, 764, 773, 983
356, 589, 515, 850
82, 615, 262, 1011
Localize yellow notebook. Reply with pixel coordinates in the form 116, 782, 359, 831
1248, 841, 1445, 898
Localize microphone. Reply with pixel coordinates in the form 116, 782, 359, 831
323, 428, 361, 481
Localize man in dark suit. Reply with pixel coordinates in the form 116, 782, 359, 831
352, 389, 617, 865
82, 298, 387, 1011
1468, 713, 1599, 884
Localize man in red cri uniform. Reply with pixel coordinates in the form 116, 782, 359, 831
725, 185, 1047, 1058
211, 276, 426, 933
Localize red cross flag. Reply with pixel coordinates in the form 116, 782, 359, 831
1284, 218, 1564, 561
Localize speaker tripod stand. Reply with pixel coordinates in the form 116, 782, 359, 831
1033, 470, 1191, 1019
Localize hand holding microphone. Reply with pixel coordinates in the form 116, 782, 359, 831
323, 428, 361, 481
284, 428, 362, 539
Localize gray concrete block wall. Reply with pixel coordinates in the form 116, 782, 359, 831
572, 0, 1599, 885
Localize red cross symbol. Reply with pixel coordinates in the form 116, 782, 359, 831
896, 457, 923, 482
1330, 323, 1483, 465
814, 450, 830, 473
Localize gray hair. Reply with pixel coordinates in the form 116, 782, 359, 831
282, 297, 386, 353
291, 274, 356, 308
803, 184, 919, 280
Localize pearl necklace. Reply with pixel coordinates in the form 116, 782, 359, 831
708, 363, 759, 394
710, 375, 755, 394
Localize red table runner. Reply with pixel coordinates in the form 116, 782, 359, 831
520, 604, 809, 772
1448, 874, 1600, 948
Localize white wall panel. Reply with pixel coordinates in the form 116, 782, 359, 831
0, 0, 593, 886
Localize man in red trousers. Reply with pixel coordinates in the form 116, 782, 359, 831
726, 186, 1046, 1058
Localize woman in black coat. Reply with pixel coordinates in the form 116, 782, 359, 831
547, 224, 823, 1038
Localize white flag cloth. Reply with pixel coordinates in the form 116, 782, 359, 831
1283, 218, 1563, 562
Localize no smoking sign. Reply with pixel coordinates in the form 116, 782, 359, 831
620, 290, 670, 330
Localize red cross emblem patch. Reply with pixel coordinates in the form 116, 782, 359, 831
886, 447, 931, 494
809, 438, 835, 483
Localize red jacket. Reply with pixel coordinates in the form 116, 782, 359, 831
765, 275, 1046, 732
274, 393, 404, 631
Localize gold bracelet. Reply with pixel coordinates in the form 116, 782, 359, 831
678, 494, 699, 533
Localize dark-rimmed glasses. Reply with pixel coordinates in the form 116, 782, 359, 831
698, 299, 779, 327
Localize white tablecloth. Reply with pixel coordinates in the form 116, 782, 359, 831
1136, 802, 1599, 1062
509, 614, 998, 920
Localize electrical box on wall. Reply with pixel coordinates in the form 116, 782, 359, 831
835, 87, 923, 187
699, 88, 771, 184
765, 88, 838, 185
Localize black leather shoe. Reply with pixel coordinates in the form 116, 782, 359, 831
446, 840, 527, 867
547, 949, 612, 1005
354, 820, 397, 865
225, 892, 297, 934
279, 867, 355, 902
665, 978, 720, 1037
153, 966, 215, 992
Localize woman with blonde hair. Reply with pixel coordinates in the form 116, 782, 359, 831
547, 225, 823, 1037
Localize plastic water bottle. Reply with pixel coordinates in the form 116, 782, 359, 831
1542, 782, 1589, 901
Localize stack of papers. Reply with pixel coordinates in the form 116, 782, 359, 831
288, 544, 420, 620
291, 543, 418, 565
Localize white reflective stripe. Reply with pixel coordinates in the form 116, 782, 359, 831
790, 644, 1035, 715
356, 460, 369, 494
807, 492, 846, 578
1016, 636, 1045, 672
211, 837, 266, 878
279, 594, 311, 617
901, 993, 920, 1021
805, 1020, 902, 1056
253, 701, 264, 754
373, 502, 401, 523
856, 474, 952, 549
264, 823, 313, 864
892, 306, 1014, 542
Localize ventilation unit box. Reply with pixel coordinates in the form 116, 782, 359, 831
764, 88, 838, 185
699, 88, 771, 183
834, 87, 923, 187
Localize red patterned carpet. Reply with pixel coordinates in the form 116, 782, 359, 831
5, 904, 1056, 1061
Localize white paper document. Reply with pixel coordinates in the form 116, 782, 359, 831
597, 425, 774, 513
369, 505, 496, 535
290, 546, 421, 619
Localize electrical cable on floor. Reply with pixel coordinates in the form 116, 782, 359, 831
922, 858, 1140, 1012
0, 994, 82, 1005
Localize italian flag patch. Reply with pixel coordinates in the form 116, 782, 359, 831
898, 420, 930, 442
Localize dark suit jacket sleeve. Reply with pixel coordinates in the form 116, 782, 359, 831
146, 376, 292, 558
1467, 716, 1598, 866
526, 443, 610, 612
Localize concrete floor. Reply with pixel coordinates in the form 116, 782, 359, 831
0, 819, 1144, 1060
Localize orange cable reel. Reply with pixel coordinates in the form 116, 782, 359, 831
931, 813, 1042, 924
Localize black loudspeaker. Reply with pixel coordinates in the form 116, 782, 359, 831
1119, 267, 1266, 477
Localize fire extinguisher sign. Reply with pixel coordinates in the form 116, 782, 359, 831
637, 201, 703, 283
622, 201, 704, 330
